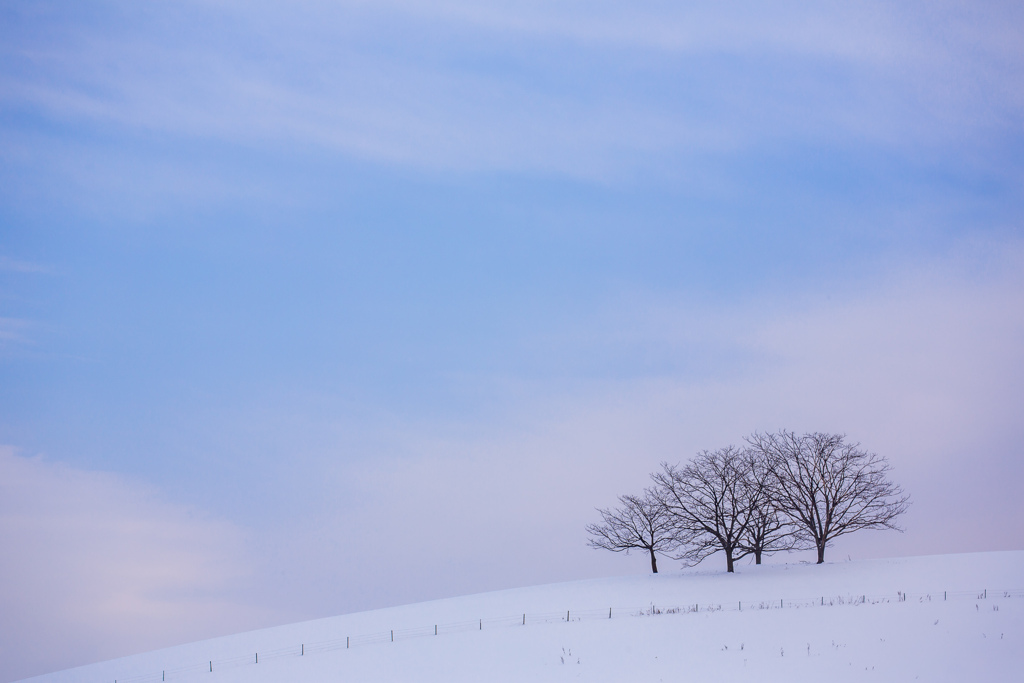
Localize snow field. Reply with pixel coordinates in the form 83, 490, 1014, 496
200, 595, 1018, 682
21, 551, 1024, 683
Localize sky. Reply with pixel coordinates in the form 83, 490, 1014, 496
1, 0, 1023, 680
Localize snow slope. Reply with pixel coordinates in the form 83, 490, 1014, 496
21, 551, 1024, 682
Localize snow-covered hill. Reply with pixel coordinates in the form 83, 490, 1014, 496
22, 551, 1023, 682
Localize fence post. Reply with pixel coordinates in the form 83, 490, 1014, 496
391, 630, 394, 642
739, 601, 741, 611
479, 619, 482, 630
302, 644, 304, 656
435, 625, 437, 635
209, 662, 212, 673
256, 653, 258, 664
609, 607, 612, 619
347, 636, 349, 649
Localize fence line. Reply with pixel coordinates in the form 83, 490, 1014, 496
109, 586, 1023, 683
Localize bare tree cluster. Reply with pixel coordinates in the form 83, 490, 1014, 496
586, 431, 910, 573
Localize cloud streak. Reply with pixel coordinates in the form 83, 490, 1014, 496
0, 256, 53, 275
2, 1, 1020, 180
0, 448, 265, 683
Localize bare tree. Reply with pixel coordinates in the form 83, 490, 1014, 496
586, 488, 677, 573
748, 431, 910, 564
651, 446, 759, 572
739, 447, 802, 563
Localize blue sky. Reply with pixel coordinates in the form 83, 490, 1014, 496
2, 1, 1023, 680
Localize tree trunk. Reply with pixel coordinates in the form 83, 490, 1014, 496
754, 549, 762, 565
650, 549, 658, 574
816, 543, 826, 564
725, 550, 734, 573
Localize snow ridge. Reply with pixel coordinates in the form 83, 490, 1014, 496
21, 551, 1024, 683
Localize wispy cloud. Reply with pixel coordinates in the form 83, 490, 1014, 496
0, 256, 52, 275
0, 449, 267, 682
0, 317, 31, 344
2, 1, 1020, 179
